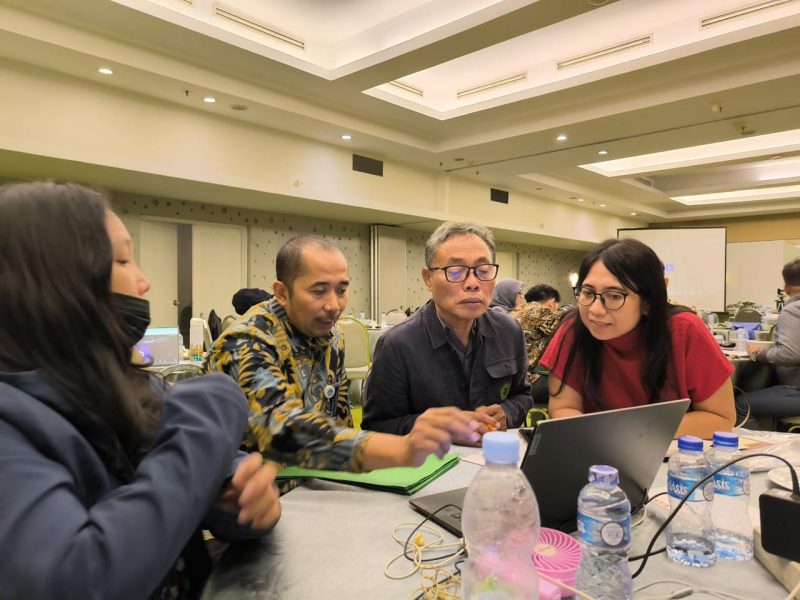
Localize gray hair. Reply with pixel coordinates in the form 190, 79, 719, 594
424, 221, 495, 268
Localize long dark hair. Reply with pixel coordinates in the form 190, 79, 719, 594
553, 238, 687, 408
0, 181, 160, 463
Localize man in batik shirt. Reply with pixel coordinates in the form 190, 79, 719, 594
511, 284, 563, 404
206, 235, 479, 485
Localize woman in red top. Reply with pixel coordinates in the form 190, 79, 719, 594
540, 238, 735, 439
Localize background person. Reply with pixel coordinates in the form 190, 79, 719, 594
232, 287, 272, 316
511, 283, 564, 405
362, 222, 530, 438
0, 181, 280, 599
540, 237, 735, 439
489, 278, 524, 313
737, 258, 800, 426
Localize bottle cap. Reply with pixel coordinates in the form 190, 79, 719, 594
677, 435, 704, 452
482, 431, 519, 465
588, 464, 619, 487
713, 431, 738, 448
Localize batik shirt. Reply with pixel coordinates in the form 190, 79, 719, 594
205, 299, 372, 472
510, 302, 562, 384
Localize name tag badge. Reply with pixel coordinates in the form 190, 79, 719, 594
499, 382, 510, 401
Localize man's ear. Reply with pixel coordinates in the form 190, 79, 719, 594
273, 280, 289, 306
421, 267, 432, 291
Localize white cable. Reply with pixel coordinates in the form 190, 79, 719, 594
635, 579, 755, 600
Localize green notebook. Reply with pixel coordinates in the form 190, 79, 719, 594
276, 453, 460, 495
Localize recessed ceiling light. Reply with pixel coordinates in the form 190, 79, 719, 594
341, 134, 352, 141
98, 67, 114, 75
556, 134, 568, 142
577, 197, 585, 202
599, 203, 607, 207
598, 149, 608, 155
203, 96, 216, 103
630, 212, 638, 216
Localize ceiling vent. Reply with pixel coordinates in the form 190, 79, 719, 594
353, 154, 383, 177
633, 176, 655, 187
214, 3, 304, 50
388, 80, 424, 97
701, 0, 792, 28
557, 35, 652, 69
456, 72, 527, 100
175, 0, 193, 5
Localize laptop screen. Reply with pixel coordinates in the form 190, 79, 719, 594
135, 327, 182, 366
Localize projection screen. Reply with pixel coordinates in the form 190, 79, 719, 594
618, 227, 726, 312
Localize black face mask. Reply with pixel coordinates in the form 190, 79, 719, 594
113, 293, 151, 346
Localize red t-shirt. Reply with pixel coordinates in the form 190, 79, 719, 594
540, 311, 733, 412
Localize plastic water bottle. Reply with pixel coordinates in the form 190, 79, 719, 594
666, 435, 716, 567
575, 465, 633, 600
461, 432, 540, 600
707, 312, 718, 330
189, 318, 204, 363
735, 328, 749, 351
708, 432, 753, 560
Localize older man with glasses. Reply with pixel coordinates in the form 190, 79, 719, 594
362, 222, 531, 443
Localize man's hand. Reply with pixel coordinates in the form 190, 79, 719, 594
475, 404, 507, 432
400, 407, 480, 466
220, 453, 281, 529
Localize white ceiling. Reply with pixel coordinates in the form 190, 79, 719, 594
2, 0, 800, 227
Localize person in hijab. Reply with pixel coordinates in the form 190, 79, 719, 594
489, 278, 524, 314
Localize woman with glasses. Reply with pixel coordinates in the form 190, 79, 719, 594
539, 238, 735, 438
0, 182, 280, 599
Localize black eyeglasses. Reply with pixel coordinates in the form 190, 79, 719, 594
429, 263, 499, 283
573, 286, 629, 311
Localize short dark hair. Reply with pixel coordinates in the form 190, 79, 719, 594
782, 258, 800, 288
525, 284, 560, 304
276, 235, 341, 289
232, 288, 271, 315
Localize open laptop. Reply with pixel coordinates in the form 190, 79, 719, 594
409, 398, 690, 534
134, 327, 182, 366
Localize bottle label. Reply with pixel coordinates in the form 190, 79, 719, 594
577, 512, 630, 548
668, 473, 714, 502
713, 465, 750, 497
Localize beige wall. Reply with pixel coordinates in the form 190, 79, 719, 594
112, 192, 584, 315
666, 214, 800, 244
0, 57, 637, 246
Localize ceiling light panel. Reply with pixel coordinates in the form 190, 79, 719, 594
672, 184, 800, 205
581, 129, 800, 177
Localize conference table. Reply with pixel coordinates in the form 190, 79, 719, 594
202, 439, 790, 599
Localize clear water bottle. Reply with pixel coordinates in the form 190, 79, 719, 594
575, 465, 633, 600
461, 432, 540, 600
735, 328, 749, 351
666, 435, 716, 567
707, 312, 718, 330
708, 432, 753, 560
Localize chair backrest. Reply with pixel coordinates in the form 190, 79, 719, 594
221, 314, 237, 332
159, 363, 204, 385
337, 317, 371, 370
733, 308, 762, 323
385, 309, 407, 326
207, 309, 223, 340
